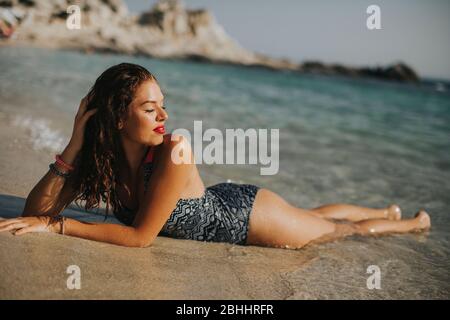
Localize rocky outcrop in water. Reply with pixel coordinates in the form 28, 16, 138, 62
299, 61, 419, 83
0, 0, 419, 82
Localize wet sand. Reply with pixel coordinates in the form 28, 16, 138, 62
0, 110, 317, 299
1, 108, 447, 299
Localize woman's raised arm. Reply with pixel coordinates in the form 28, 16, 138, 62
21, 94, 97, 217
21, 143, 79, 217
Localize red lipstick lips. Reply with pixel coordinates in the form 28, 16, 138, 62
153, 125, 165, 134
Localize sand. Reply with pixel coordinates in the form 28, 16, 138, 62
3, 108, 445, 299
0, 110, 317, 299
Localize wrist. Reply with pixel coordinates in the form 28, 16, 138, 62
53, 162, 71, 175
66, 141, 80, 152
61, 144, 79, 164
45, 216, 59, 233
46, 216, 65, 234
51, 222, 61, 234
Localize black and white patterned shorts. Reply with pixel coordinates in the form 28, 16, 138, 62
159, 183, 260, 245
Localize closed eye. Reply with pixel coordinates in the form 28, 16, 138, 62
145, 106, 165, 113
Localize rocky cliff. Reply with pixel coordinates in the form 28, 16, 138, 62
0, 0, 419, 82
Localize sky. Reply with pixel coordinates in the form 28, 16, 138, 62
124, 0, 450, 80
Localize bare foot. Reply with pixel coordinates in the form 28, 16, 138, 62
386, 204, 402, 221
414, 210, 431, 231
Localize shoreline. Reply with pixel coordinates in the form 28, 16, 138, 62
0, 40, 423, 84
0, 107, 318, 299
0, 44, 448, 299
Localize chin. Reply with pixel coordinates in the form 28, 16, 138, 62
149, 135, 164, 146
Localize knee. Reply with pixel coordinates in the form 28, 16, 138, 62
334, 223, 361, 237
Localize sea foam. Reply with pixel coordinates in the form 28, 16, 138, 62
12, 114, 69, 153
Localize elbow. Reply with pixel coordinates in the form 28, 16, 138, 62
126, 238, 151, 248
133, 233, 154, 248
130, 227, 156, 248
137, 239, 153, 248
139, 242, 152, 248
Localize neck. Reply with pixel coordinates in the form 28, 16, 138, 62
119, 139, 149, 182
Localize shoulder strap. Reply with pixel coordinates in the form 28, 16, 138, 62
144, 146, 154, 164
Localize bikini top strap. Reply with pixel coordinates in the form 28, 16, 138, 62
144, 146, 154, 164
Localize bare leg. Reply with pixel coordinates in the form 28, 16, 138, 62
246, 189, 430, 250
247, 189, 336, 248
308, 210, 431, 247
355, 210, 430, 235
311, 203, 402, 222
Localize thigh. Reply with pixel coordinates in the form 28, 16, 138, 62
246, 189, 336, 248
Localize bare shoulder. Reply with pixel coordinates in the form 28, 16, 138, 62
154, 133, 194, 167
158, 133, 192, 157
162, 133, 191, 149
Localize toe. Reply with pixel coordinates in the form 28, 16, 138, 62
388, 204, 402, 220
415, 210, 431, 230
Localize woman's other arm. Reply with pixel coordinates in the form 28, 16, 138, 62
56, 134, 193, 247
22, 94, 97, 217
3, 134, 192, 247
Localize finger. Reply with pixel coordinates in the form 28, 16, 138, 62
81, 108, 98, 121
0, 222, 28, 232
0, 218, 21, 228
77, 93, 92, 116
14, 226, 35, 236
76, 98, 87, 117
2, 222, 28, 231
87, 108, 98, 116
2, 216, 33, 224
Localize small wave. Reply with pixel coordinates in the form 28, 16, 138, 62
11, 115, 69, 152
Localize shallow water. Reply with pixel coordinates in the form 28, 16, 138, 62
0, 46, 449, 298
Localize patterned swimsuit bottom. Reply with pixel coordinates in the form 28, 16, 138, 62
114, 158, 260, 245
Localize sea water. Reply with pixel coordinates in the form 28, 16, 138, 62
0, 46, 449, 298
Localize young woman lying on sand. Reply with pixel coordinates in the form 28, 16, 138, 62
0, 63, 431, 249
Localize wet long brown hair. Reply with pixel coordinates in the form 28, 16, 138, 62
70, 63, 158, 219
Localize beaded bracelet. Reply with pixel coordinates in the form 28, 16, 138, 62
49, 163, 71, 179
55, 154, 75, 171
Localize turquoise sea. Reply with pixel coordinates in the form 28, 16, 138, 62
0, 46, 449, 298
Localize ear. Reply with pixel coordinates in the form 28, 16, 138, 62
118, 120, 124, 130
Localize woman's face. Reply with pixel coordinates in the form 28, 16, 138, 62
119, 80, 168, 146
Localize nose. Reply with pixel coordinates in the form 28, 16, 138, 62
156, 107, 168, 122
